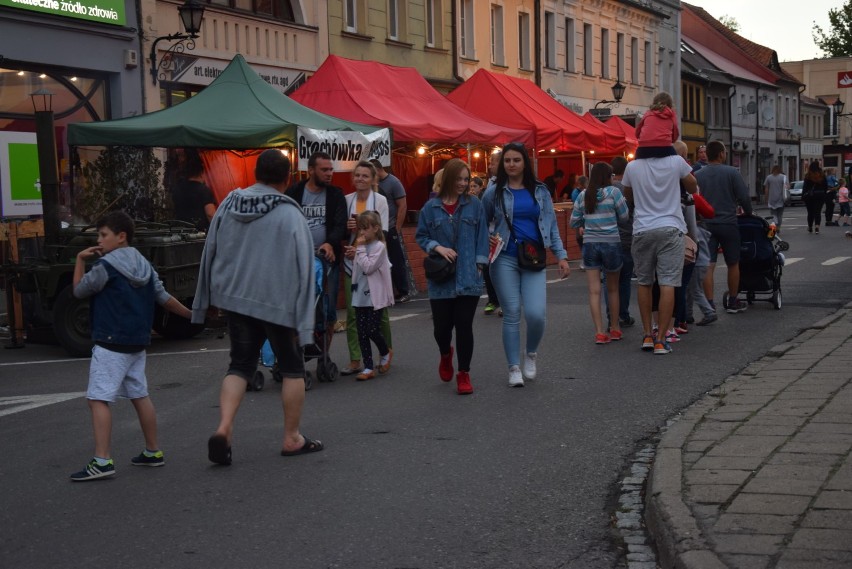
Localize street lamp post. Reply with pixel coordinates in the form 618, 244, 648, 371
30, 88, 60, 247
149, 0, 205, 85
594, 80, 627, 109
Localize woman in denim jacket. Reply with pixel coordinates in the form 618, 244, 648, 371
416, 159, 489, 395
481, 142, 571, 388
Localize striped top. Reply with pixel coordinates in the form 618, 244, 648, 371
569, 186, 630, 243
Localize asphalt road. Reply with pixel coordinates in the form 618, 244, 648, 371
1, 206, 850, 569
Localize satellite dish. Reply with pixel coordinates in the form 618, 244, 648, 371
746, 101, 757, 114
762, 107, 775, 121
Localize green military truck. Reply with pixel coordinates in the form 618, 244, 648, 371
8, 221, 206, 357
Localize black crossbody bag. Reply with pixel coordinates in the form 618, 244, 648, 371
501, 189, 547, 271
423, 205, 458, 283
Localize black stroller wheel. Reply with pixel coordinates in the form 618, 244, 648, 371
772, 290, 782, 310
327, 362, 339, 382
247, 370, 265, 392
778, 240, 789, 251
316, 361, 329, 382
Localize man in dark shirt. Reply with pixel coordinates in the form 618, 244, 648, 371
286, 151, 348, 345
173, 151, 216, 231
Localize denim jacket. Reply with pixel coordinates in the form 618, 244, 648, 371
416, 194, 490, 299
481, 181, 568, 261
89, 263, 157, 346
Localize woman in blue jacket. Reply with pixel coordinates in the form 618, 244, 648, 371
416, 158, 489, 395
481, 143, 571, 388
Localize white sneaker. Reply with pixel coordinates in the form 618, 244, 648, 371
508, 366, 524, 387
522, 352, 537, 380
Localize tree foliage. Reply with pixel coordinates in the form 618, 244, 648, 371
76, 147, 171, 223
813, 1, 852, 57
718, 15, 740, 33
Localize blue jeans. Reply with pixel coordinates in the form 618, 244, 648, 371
490, 253, 547, 368
604, 246, 634, 322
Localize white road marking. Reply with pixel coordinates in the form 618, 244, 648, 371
783, 257, 804, 265
823, 256, 851, 266
0, 392, 86, 418
388, 314, 418, 322
0, 348, 230, 368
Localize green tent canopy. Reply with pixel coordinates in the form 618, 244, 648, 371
68, 54, 382, 149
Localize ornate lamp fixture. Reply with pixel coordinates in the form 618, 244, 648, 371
149, 0, 205, 85
594, 80, 626, 109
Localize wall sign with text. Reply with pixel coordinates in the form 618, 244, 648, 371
0, 0, 126, 26
297, 128, 392, 172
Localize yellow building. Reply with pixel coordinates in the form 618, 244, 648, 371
144, 0, 328, 110
328, 1, 456, 91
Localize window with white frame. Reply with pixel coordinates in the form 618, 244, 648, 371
601, 28, 609, 78
388, 0, 398, 40
631, 37, 639, 83
518, 11, 531, 69
460, 0, 474, 58
544, 11, 555, 68
565, 18, 575, 72
584, 24, 593, 76
425, 0, 435, 46
616, 33, 624, 81
491, 4, 504, 65
345, 0, 357, 32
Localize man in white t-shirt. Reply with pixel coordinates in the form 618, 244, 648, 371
622, 154, 697, 354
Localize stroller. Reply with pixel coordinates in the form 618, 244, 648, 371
736, 215, 788, 310
249, 254, 339, 391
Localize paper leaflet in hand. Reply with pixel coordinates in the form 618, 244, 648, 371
488, 234, 504, 264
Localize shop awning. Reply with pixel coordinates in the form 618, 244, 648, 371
68, 54, 382, 149
446, 69, 622, 153
289, 55, 532, 146
604, 116, 639, 151
580, 113, 631, 154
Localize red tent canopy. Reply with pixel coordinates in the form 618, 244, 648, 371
581, 112, 630, 154
446, 69, 621, 153
604, 115, 639, 151
290, 56, 531, 146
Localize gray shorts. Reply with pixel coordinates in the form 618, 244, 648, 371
631, 227, 685, 287
705, 223, 741, 265
86, 345, 148, 402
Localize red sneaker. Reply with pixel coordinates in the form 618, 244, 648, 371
439, 346, 454, 382
595, 333, 611, 344
456, 371, 473, 395
609, 329, 623, 341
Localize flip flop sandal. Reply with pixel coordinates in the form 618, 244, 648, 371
281, 436, 324, 457
208, 434, 232, 466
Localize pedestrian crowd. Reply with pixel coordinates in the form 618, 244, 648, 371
69, 92, 836, 481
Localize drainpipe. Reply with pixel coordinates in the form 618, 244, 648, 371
534, 0, 542, 87
451, 0, 463, 83
728, 85, 736, 165
136, 0, 147, 113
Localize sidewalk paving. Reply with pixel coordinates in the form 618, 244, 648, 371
647, 303, 852, 569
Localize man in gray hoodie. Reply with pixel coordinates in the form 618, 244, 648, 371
193, 149, 323, 465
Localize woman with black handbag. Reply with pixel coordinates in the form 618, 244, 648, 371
415, 159, 489, 395
481, 143, 571, 388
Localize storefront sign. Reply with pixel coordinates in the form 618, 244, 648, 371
0, 132, 43, 217
838, 71, 852, 88
0, 0, 126, 26
166, 54, 305, 93
296, 128, 392, 171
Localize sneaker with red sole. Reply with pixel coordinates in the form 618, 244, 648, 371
674, 323, 688, 334
439, 346, 454, 382
456, 371, 473, 395
595, 333, 611, 344
608, 329, 623, 341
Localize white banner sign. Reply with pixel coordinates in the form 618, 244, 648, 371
296, 127, 392, 171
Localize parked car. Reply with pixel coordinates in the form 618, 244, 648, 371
786, 181, 804, 206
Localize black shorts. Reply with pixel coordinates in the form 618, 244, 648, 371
705, 223, 741, 265
225, 311, 305, 380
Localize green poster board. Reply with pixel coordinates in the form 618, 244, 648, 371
8, 143, 41, 201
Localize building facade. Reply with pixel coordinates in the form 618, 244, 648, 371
783, 57, 852, 179
145, 0, 327, 110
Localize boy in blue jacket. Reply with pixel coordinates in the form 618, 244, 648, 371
70, 211, 191, 481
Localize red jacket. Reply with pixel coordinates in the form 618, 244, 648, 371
635, 107, 679, 147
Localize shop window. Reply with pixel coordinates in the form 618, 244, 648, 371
544, 11, 555, 68
631, 37, 638, 84
600, 28, 609, 78
460, 0, 474, 58
518, 12, 530, 70
583, 24, 593, 76
490, 4, 504, 65
616, 33, 624, 81
564, 18, 575, 73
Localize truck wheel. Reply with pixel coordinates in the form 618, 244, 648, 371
53, 285, 94, 357
152, 301, 205, 340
